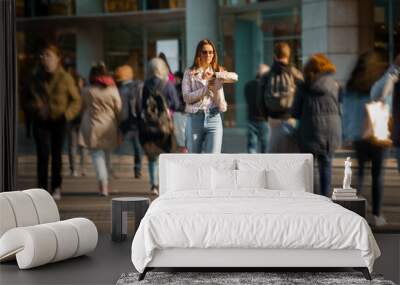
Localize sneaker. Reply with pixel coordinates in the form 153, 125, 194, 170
98, 182, 109, 197
52, 188, 61, 201
134, 172, 142, 179
70, 170, 79, 177
373, 215, 387, 227
150, 185, 159, 195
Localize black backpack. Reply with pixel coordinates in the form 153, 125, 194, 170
119, 81, 142, 134
262, 68, 296, 115
138, 81, 175, 157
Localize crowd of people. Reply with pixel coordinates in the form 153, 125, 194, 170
245, 42, 400, 226
24, 39, 399, 226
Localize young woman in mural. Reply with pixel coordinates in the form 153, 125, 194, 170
182, 39, 238, 153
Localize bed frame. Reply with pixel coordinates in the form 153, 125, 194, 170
140, 248, 370, 280
138, 154, 372, 281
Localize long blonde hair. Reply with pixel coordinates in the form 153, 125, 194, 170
146, 58, 169, 81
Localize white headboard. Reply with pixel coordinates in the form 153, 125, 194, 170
159, 154, 314, 195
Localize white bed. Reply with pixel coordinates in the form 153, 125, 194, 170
131, 154, 380, 280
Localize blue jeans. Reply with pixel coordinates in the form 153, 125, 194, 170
247, 120, 269, 153
148, 157, 158, 186
131, 133, 143, 176
90, 149, 112, 185
186, 109, 223, 153
315, 154, 332, 197
173, 112, 187, 147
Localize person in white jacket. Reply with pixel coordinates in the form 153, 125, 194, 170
369, 53, 400, 226
371, 54, 400, 173
182, 39, 238, 153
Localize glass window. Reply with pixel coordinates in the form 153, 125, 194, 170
156, 39, 180, 73
104, 0, 140, 12
261, 6, 301, 67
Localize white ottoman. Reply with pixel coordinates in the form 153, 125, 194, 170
0, 189, 98, 269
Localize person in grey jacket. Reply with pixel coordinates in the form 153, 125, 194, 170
291, 53, 341, 197
80, 63, 122, 196
343, 51, 389, 226
139, 58, 180, 194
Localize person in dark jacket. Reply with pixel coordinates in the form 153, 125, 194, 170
139, 58, 180, 194
27, 43, 81, 200
291, 53, 341, 197
115, 65, 144, 179
245, 64, 270, 153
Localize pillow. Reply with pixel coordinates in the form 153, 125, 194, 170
266, 166, 307, 191
212, 168, 237, 190
237, 159, 308, 192
167, 163, 212, 191
236, 169, 267, 189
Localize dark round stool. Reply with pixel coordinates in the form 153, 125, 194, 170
111, 197, 150, 242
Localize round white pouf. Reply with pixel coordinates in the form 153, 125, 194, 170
0, 218, 98, 269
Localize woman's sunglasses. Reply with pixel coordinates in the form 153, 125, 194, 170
201, 50, 214, 55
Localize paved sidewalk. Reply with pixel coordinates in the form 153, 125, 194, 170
16, 127, 400, 233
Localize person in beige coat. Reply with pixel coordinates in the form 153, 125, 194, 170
80, 63, 122, 196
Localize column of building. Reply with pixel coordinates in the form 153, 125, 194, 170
301, 0, 374, 84
185, 0, 218, 66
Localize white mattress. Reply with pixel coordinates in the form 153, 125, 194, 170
131, 190, 380, 273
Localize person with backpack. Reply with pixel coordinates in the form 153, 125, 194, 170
115, 65, 144, 179
343, 51, 389, 226
79, 63, 122, 197
258, 42, 303, 153
244, 64, 270, 153
139, 58, 180, 194
183, 39, 238, 153
291, 53, 341, 197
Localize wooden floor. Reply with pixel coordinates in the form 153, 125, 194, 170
16, 153, 400, 234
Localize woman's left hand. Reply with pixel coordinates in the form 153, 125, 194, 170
208, 78, 216, 90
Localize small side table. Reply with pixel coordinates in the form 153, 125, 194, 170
111, 197, 150, 242
332, 197, 366, 218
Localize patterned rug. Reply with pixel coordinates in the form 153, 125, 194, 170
116, 271, 395, 285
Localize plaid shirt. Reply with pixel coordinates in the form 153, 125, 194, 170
182, 67, 238, 114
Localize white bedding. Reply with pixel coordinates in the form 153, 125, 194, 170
131, 190, 380, 273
